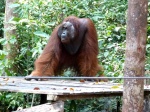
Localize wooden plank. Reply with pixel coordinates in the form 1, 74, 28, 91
13, 101, 64, 112
0, 78, 123, 94
0, 78, 150, 96
47, 93, 123, 101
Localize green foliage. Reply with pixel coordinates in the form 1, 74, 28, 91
0, 0, 128, 77
65, 97, 122, 112
145, 1, 150, 73
0, 0, 150, 111
0, 92, 41, 111
0, 92, 30, 111
10, 0, 127, 111
96, 0, 127, 78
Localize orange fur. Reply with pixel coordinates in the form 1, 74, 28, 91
31, 16, 103, 77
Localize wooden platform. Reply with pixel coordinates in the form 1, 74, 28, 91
0, 77, 150, 100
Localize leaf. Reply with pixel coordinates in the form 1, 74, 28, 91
114, 27, 121, 32
34, 31, 49, 38
80, 79, 85, 83
47, 22, 56, 26
3, 78, 9, 81
0, 38, 7, 45
9, 3, 20, 8
104, 52, 109, 57
63, 88, 67, 90
0, 50, 8, 56
34, 87, 40, 90
111, 85, 120, 89
146, 44, 150, 53
6, 94, 12, 98
10, 37, 17, 44
93, 82, 99, 84
146, 44, 150, 49
32, 50, 38, 58
92, 16, 104, 21
70, 88, 74, 91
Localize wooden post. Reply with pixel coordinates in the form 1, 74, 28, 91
122, 0, 148, 112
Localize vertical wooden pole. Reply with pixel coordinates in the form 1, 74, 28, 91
122, 0, 148, 112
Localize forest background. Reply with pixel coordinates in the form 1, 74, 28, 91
0, 0, 150, 111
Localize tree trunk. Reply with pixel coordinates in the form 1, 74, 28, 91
4, 0, 17, 74
122, 0, 148, 112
